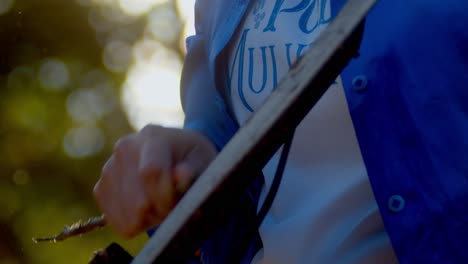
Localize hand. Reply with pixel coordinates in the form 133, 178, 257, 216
93, 125, 217, 238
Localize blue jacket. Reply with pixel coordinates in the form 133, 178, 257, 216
181, 0, 468, 263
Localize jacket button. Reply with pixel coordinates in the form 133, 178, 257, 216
388, 195, 406, 213
352, 75, 368, 93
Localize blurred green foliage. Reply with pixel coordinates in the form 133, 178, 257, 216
0, 0, 186, 263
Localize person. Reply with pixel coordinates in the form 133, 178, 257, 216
93, 0, 468, 263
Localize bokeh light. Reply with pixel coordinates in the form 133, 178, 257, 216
103, 40, 133, 72
118, 0, 168, 16
175, 0, 194, 20
176, 0, 195, 52
146, 5, 181, 44
12, 169, 30, 186
38, 58, 70, 91
66, 85, 116, 123
78, 0, 196, 130
63, 124, 105, 158
122, 40, 183, 128
180, 15, 195, 53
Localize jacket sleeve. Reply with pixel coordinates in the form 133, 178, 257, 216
180, 4, 238, 151
178, 4, 264, 264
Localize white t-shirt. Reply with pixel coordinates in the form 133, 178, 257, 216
227, 1, 397, 263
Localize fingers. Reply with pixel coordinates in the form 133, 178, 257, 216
93, 125, 218, 239
139, 140, 175, 225
94, 155, 136, 238
94, 133, 156, 238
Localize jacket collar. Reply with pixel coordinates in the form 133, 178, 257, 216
208, 0, 251, 64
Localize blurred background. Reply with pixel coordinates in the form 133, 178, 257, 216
0, 0, 194, 263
